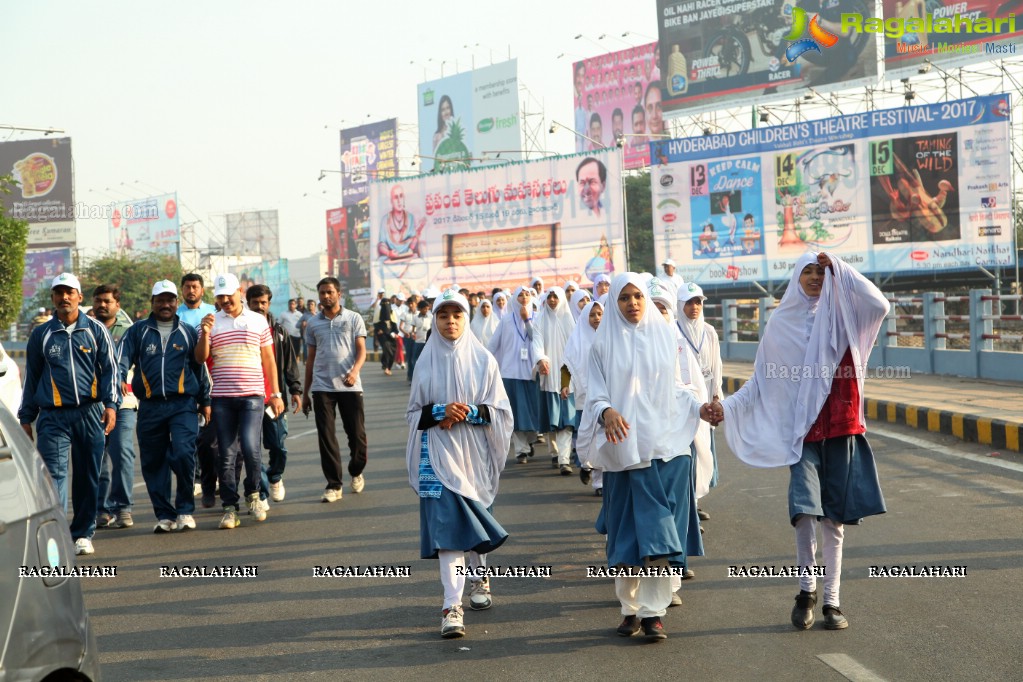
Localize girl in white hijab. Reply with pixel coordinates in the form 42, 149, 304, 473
563, 300, 603, 494
406, 290, 514, 639
487, 286, 542, 462
491, 291, 508, 320
577, 273, 714, 642
718, 252, 889, 632
531, 286, 577, 475
569, 288, 592, 323
469, 299, 499, 347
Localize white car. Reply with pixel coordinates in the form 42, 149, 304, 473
0, 341, 23, 417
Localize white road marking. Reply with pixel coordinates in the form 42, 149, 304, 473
870, 426, 1023, 475
817, 653, 888, 682
289, 428, 318, 439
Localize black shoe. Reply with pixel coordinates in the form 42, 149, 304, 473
551, 456, 558, 469
641, 616, 668, 641
516, 453, 528, 464
594, 488, 603, 497
616, 615, 641, 637
823, 605, 848, 630
681, 567, 695, 580
580, 467, 592, 485
697, 508, 710, 521
560, 464, 573, 476
791, 590, 817, 630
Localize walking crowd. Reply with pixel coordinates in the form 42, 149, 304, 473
16, 252, 889, 643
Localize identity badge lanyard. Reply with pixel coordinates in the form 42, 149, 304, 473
516, 316, 530, 360
677, 321, 705, 358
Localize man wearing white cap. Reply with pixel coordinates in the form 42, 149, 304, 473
660, 258, 684, 290
196, 273, 285, 529
19, 273, 120, 556
118, 280, 211, 532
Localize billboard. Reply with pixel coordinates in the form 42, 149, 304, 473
340, 119, 398, 205
0, 137, 75, 247
655, 0, 879, 114
108, 193, 180, 256
326, 204, 373, 308
243, 259, 291, 319
22, 248, 72, 308
573, 42, 661, 169
650, 93, 1014, 284
882, 0, 1023, 78
417, 60, 521, 173
224, 210, 280, 260
369, 150, 625, 295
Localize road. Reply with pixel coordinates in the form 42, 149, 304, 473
73, 366, 1023, 681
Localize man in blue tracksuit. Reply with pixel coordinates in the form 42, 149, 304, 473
117, 280, 212, 533
19, 272, 120, 556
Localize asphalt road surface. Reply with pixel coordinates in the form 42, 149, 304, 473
74, 366, 1023, 681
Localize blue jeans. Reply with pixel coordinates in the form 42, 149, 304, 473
262, 412, 288, 483
35, 402, 105, 541
212, 396, 263, 509
137, 398, 199, 521
98, 407, 137, 514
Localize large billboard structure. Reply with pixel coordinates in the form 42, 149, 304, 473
0, 137, 75, 247
327, 204, 373, 308
108, 193, 180, 256
417, 60, 521, 172
655, 0, 880, 114
572, 42, 661, 169
369, 149, 625, 296
651, 93, 1014, 285
22, 248, 72, 308
340, 119, 398, 205
224, 210, 280, 260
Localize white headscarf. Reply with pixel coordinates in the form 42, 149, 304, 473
470, 299, 499, 347
531, 286, 576, 393
406, 290, 513, 507
722, 252, 890, 468
563, 300, 603, 405
492, 291, 508, 319
577, 273, 702, 472
487, 285, 538, 381
563, 279, 579, 294
569, 289, 592, 322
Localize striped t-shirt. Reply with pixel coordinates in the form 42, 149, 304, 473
208, 308, 272, 398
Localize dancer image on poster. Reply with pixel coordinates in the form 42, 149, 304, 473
378, 185, 426, 261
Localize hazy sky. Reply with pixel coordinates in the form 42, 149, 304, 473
2, 1, 658, 260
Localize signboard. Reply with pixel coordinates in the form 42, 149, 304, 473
244, 259, 291, 318
224, 210, 280, 260
22, 248, 72, 308
0, 137, 75, 247
573, 42, 662, 169
417, 60, 521, 172
369, 149, 625, 295
326, 203, 373, 308
108, 193, 180, 256
882, 0, 1023, 78
655, 0, 880, 114
340, 119, 398, 205
651, 93, 1014, 284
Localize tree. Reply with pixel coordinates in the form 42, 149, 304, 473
80, 252, 185, 319
0, 175, 30, 329
624, 171, 654, 273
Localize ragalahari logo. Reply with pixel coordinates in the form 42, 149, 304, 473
784, 6, 840, 61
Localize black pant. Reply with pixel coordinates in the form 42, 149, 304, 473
375, 328, 395, 370
288, 335, 302, 362
313, 391, 368, 490
195, 421, 219, 495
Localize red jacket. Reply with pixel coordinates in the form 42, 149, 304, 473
804, 349, 866, 443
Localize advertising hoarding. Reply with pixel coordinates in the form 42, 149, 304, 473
369, 150, 625, 296
417, 60, 521, 172
655, 0, 880, 114
340, 119, 398, 205
22, 248, 72, 307
224, 210, 280, 260
572, 42, 661, 169
650, 93, 1013, 284
244, 259, 291, 319
0, 137, 75, 247
108, 193, 180, 256
326, 203, 373, 308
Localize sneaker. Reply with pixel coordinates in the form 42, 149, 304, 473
682, 567, 695, 580
698, 508, 710, 521
559, 464, 573, 476
154, 519, 175, 533
351, 474, 365, 494
516, 453, 528, 464
469, 578, 492, 610
175, 514, 196, 531
616, 615, 641, 637
823, 605, 848, 630
74, 538, 95, 556
641, 616, 668, 641
96, 512, 115, 528
115, 510, 134, 528
193, 482, 203, 497
670, 591, 683, 607
791, 589, 817, 630
441, 604, 465, 638
201, 493, 216, 508
321, 487, 342, 503
594, 488, 603, 497
269, 479, 285, 502
579, 467, 592, 486
247, 493, 267, 521
551, 456, 558, 469
219, 506, 240, 529
248, 496, 270, 514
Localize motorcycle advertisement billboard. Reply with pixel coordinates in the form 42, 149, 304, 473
369, 150, 625, 296
650, 93, 1013, 284
655, 0, 880, 114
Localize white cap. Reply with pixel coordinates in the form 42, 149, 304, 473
678, 282, 706, 301
37, 307, 46, 314
213, 273, 241, 297
662, 258, 676, 266
411, 290, 421, 297
395, 292, 406, 301
377, 288, 386, 294
51, 272, 81, 292
152, 280, 178, 297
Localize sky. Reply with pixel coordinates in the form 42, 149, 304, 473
2, 0, 659, 261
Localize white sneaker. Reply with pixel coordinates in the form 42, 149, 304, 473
74, 538, 94, 555
193, 482, 202, 497
351, 474, 365, 494
175, 514, 196, 531
269, 479, 285, 502
260, 497, 270, 512
321, 487, 342, 503
219, 506, 240, 529
154, 519, 175, 533
469, 578, 492, 610
247, 493, 267, 521
441, 604, 465, 638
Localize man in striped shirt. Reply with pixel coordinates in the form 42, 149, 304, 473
195, 273, 285, 529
